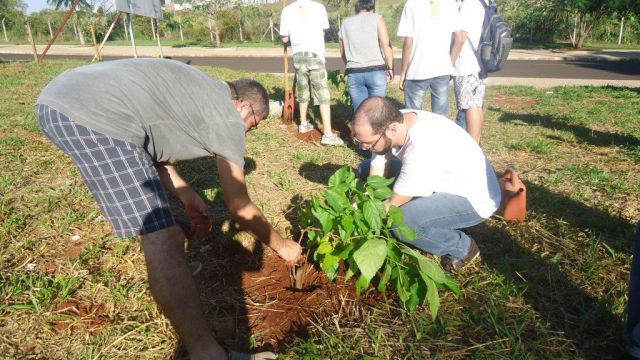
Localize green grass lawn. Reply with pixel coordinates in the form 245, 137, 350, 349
0, 59, 638, 359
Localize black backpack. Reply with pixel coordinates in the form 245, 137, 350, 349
468, 0, 513, 76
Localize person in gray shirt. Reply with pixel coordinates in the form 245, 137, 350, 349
339, 0, 394, 112
36, 58, 298, 360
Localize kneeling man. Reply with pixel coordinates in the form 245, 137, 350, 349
352, 96, 501, 272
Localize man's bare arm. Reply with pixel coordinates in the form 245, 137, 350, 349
216, 156, 301, 262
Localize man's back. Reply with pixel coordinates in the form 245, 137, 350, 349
280, 0, 329, 58
37, 58, 245, 165
397, 0, 461, 79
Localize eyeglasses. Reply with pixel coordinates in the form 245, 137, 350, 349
249, 104, 258, 131
353, 131, 384, 150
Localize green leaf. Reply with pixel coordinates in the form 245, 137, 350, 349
321, 253, 340, 281
396, 224, 416, 241
355, 274, 370, 297
425, 277, 440, 320
366, 175, 394, 190
363, 200, 383, 232
387, 206, 404, 226
353, 237, 387, 282
317, 240, 333, 255
345, 257, 358, 281
326, 188, 348, 212
377, 263, 392, 293
306, 230, 318, 247
328, 166, 355, 187
414, 252, 447, 284
335, 242, 354, 260
372, 187, 394, 200
442, 276, 461, 296
312, 207, 333, 234
340, 215, 355, 234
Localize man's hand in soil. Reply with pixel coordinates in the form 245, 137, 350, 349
185, 195, 212, 240
228, 350, 277, 360
272, 239, 302, 264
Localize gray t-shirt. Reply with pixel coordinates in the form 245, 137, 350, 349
37, 58, 246, 167
339, 12, 385, 69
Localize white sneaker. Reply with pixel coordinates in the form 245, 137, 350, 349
321, 134, 345, 146
298, 122, 315, 134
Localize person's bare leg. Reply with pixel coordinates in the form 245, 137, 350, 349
140, 226, 226, 360
319, 104, 333, 136
465, 106, 484, 143
299, 102, 309, 126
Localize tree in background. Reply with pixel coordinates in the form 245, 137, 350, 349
563, 0, 640, 48
194, 0, 233, 47
1, 0, 27, 41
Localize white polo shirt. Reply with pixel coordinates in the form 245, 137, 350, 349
397, 0, 462, 79
279, 0, 329, 62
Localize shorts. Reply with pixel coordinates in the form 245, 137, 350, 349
454, 73, 487, 110
36, 104, 175, 237
292, 51, 330, 105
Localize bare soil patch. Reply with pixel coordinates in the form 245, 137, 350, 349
196, 237, 370, 352
492, 95, 539, 107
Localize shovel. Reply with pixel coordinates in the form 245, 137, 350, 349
282, 44, 295, 125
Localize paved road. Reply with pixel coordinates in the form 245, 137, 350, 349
2, 53, 639, 80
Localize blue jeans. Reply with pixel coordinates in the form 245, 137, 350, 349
348, 70, 388, 112
404, 75, 451, 117
455, 110, 467, 130
357, 159, 484, 260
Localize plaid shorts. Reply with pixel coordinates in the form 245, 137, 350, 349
454, 73, 487, 110
36, 104, 175, 237
293, 52, 331, 105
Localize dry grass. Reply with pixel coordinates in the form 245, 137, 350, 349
1, 60, 638, 359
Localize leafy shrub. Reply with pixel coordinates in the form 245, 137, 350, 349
300, 167, 460, 318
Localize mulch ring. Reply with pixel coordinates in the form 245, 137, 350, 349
196, 238, 380, 353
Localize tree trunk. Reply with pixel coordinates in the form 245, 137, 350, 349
2, 18, 8, 42
179, 16, 184, 42
618, 16, 624, 45
47, 18, 53, 39
73, 20, 79, 40
26, 23, 38, 61
239, 23, 243, 42
215, 26, 221, 48
151, 17, 156, 40
270, 18, 274, 42
79, 28, 86, 46
123, 15, 129, 40
208, 17, 214, 42
574, 7, 605, 49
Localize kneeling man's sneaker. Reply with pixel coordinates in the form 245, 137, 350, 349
321, 133, 345, 146
298, 122, 315, 134
441, 237, 480, 273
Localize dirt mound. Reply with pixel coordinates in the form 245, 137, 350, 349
196, 238, 372, 352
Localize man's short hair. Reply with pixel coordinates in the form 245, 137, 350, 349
230, 79, 269, 117
354, 96, 403, 134
355, 0, 375, 12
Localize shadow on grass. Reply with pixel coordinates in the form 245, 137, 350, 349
471, 221, 626, 359
495, 109, 640, 152
527, 181, 635, 254
170, 156, 275, 358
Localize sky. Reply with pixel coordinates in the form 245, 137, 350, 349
25, 0, 52, 14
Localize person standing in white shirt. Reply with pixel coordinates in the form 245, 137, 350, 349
397, 0, 464, 116
453, 0, 487, 142
280, 0, 344, 146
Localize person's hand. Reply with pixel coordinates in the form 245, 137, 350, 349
184, 194, 212, 241
273, 239, 302, 264
387, 69, 394, 83
399, 73, 406, 90
228, 350, 277, 360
